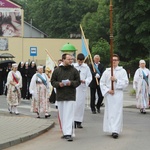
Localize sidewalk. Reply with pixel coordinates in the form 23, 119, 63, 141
0, 83, 136, 150
0, 111, 55, 150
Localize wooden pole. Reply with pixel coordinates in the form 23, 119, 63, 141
80, 24, 99, 85
110, 0, 114, 90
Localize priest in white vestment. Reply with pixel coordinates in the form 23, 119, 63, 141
73, 53, 92, 128
133, 60, 150, 114
100, 54, 129, 139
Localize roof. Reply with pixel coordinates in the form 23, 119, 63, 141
24, 21, 48, 37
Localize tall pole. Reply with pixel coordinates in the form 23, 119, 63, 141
110, 0, 114, 90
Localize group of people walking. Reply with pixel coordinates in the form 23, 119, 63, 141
2, 53, 150, 142
51, 53, 129, 141
5, 61, 51, 118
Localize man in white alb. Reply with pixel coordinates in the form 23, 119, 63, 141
73, 53, 92, 128
100, 54, 129, 139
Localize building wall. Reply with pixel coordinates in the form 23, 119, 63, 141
0, 37, 87, 65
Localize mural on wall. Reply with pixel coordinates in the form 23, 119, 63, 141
0, 0, 23, 37
0, 38, 8, 50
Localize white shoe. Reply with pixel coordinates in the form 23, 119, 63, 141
14, 107, 19, 115
15, 110, 19, 115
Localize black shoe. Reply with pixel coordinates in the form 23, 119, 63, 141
45, 114, 51, 118
77, 122, 83, 128
37, 112, 40, 118
77, 124, 83, 128
143, 111, 146, 114
140, 109, 146, 114
92, 111, 96, 114
65, 135, 73, 142
61, 135, 67, 139
112, 133, 118, 139
8, 107, 12, 114
74, 121, 77, 128
100, 103, 104, 107
97, 109, 100, 113
140, 109, 143, 114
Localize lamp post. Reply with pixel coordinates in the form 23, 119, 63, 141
109, 0, 114, 90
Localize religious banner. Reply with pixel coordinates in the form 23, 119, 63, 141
0, 38, 8, 50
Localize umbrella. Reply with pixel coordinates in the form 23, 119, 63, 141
0, 60, 16, 68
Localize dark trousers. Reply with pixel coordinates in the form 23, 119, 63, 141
49, 89, 56, 104
90, 85, 103, 112
22, 77, 28, 99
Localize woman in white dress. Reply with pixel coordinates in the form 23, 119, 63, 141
6, 63, 22, 115
29, 65, 51, 118
133, 60, 150, 114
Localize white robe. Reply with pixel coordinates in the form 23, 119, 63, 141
57, 101, 75, 136
73, 63, 92, 122
100, 66, 129, 134
133, 67, 150, 108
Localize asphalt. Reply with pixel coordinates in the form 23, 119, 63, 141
0, 83, 141, 150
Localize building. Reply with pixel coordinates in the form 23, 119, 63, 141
0, 0, 84, 65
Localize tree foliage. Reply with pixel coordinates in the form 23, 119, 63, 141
14, 0, 98, 38
91, 38, 110, 67
114, 0, 150, 60
13, 0, 150, 69
81, 0, 110, 47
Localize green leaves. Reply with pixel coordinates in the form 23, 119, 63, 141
13, 0, 150, 69
114, 0, 150, 61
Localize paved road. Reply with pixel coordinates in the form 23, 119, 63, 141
4, 107, 150, 150
1, 83, 150, 150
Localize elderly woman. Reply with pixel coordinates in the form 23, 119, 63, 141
29, 65, 51, 118
133, 60, 150, 114
6, 63, 22, 115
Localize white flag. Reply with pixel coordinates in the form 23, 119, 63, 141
46, 54, 55, 72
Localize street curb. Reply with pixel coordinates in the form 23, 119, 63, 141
0, 120, 55, 150
123, 105, 136, 108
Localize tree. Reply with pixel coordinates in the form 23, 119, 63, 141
91, 38, 110, 67
15, 0, 98, 38
81, 0, 109, 48
114, 0, 150, 60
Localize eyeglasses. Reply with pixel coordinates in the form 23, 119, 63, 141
66, 59, 73, 61
113, 59, 118, 61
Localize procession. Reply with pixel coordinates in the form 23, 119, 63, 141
0, 0, 150, 149
0, 53, 150, 143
